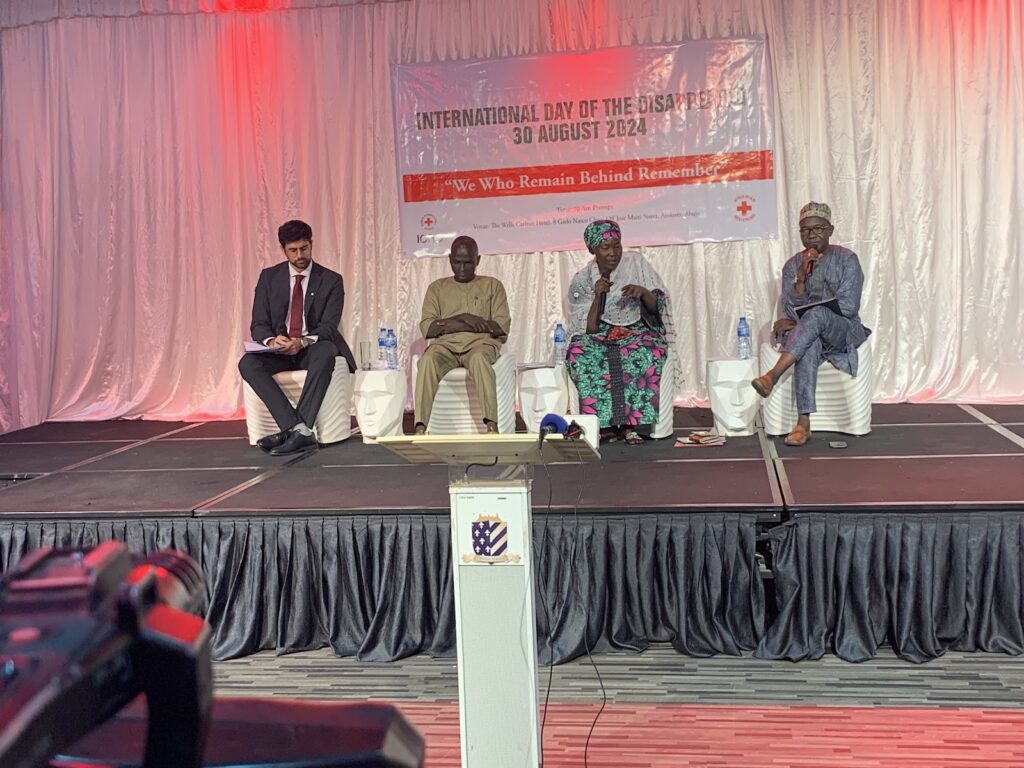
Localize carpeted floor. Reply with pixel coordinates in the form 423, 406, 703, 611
213, 645, 1024, 766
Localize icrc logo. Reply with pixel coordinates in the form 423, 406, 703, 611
421, 214, 436, 229
734, 195, 756, 222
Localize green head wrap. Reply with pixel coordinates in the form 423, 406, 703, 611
583, 219, 621, 252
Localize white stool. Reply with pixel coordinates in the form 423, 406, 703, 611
354, 369, 407, 444
412, 351, 518, 434
517, 366, 570, 433
706, 357, 759, 436
759, 337, 874, 436
242, 358, 353, 445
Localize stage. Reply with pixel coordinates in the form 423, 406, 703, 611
1, 403, 1023, 664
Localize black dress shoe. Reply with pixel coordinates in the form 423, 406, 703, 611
269, 430, 318, 456
256, 430, 288, 453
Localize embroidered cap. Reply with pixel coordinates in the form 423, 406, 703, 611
799, 201, 832, 223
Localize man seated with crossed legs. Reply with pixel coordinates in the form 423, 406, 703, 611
751, 202, 871, 446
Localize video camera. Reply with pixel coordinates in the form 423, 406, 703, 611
0, 542, 424, 768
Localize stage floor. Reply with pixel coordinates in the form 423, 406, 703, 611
1, 404, 1023, 519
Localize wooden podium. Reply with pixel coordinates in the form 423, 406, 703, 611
378, 422, 600, 768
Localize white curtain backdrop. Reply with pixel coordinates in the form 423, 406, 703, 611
1, 0, 1022, 433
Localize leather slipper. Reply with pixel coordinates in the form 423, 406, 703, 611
751, 374, 775, 398
784, 424, 811, 446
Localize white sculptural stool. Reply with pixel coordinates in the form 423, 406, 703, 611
706, 357, 760, 437
517, 366, 570, 433
243, 358, 352, 445
759, 337, 874, 436
412, 351, 518, 435
353, 369, 407, 444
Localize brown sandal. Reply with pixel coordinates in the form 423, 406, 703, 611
784, 424, 811, 446
751, 374, 775, 398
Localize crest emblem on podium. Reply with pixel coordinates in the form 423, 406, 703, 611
463, 514, 522, 565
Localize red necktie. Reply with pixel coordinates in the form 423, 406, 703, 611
288, 275, 305, 338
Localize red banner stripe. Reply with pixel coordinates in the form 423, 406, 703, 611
402, 151, 773, 202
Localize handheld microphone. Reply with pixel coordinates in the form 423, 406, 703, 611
805, 248, 818, 277
537, 413, 569, 450
597, 270, 611, 316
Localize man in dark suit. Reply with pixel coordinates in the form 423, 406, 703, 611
238, 219, 356, 455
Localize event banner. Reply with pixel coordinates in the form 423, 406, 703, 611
392, 38, 776, 257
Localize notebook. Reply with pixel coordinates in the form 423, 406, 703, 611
795, 297, 841, 318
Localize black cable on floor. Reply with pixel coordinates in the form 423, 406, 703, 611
537, 455, 556, 768
566, 437, 607, 768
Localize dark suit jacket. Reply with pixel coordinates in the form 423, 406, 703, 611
249, 261, 356, 372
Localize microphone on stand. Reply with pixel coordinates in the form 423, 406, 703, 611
537, 413, 569, 451
597, 270, 611, 316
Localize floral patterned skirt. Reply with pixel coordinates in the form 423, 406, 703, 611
566, 324, 667, 428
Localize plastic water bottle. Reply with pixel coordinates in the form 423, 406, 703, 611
552, 322, 568, 366
737, 317, 752, 360
386, 328, 399, 370
377, 327, 388, 367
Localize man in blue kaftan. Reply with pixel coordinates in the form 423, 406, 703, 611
752, 202, 871, 446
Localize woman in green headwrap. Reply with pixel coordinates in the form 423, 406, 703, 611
564, 220, 674, 445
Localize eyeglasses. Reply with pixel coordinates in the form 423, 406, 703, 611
798, 225, 830, 236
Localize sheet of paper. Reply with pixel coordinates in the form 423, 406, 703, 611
243, 341, 277, 354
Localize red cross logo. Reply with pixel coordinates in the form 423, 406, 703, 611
421, 214, 436, 229
733, 195, 756, 222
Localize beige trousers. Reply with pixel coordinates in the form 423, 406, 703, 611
414, 340, 500, 427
